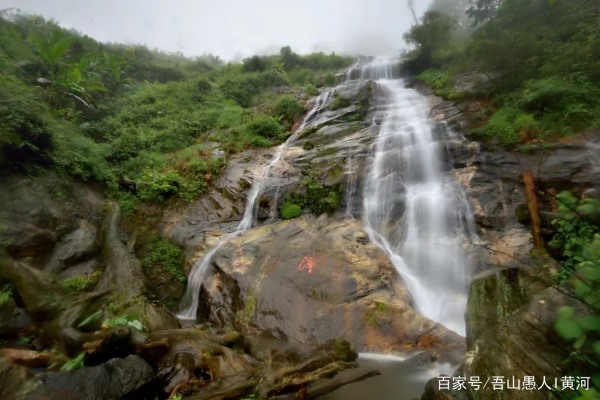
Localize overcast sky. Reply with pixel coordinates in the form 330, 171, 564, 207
0, 0, 432, 60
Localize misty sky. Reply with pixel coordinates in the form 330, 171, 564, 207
0, 0, 432, 60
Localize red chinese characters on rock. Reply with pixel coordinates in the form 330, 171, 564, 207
298, 256, 317, 274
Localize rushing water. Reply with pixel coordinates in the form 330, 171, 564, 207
360, 57, 474, 335
177, 90, 331, 320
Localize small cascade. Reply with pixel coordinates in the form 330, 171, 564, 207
298, 89, 334, 132
178, 89, 333, 320
345, 56, 402, 81
344, 153, 357, 218
360, 57, 474, 335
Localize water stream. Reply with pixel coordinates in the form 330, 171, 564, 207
360, 57, 474, 335
177, 90, 331, 320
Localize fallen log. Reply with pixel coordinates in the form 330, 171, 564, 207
0, 348, 56, 368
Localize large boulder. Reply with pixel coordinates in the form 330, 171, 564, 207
26, 355, 156, 400
190, 217, 465, 361
45, 220, 99, 274
0, 174, 103, 269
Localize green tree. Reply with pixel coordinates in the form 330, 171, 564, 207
403, 11, 457, 70
280, 46, 300, 71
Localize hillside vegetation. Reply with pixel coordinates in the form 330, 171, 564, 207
0, 12, 352, 206
404, 0, 600, 147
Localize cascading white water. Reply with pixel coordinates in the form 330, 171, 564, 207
344, 153, 357, 217
177, 143, 289, 319
361, 57, 474, 335
298, 89, 334, 132
178, 89, 332, 320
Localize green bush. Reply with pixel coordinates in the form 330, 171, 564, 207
273, 95, 303, 125
305, 84, 318, 96
280, 202, 302, 219
249, 136, 273, 148
418, 69, 452, 90
246, 115, 285, 139
141, 237, 186, 283
479, 107, 542, 147
137, 170, 186, 202
549, 192, 600, 397
280, 179, 342, 217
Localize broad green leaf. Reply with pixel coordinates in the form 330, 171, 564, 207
573, 333, 587, 349
69, 65, 82, 83
579, 265, 600, 281
78, 310, 102, 328
577, 316, 600, 331
127, 320, 143, 330
558, 306, 575, 319
555, 318, 583, 339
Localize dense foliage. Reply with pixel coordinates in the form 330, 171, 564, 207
404, 0, 600, 147
0, 12, 352, 206
549, 192, 600, 398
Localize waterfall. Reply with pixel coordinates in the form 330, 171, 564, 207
361, 57, 474, 335
344, 153, 357, 218
177, 90, 332, 320
298, 89, 334, 132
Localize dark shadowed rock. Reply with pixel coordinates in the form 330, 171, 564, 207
0, 174, 103, 268
26, 355, 155, 400
45, 220, 99, 274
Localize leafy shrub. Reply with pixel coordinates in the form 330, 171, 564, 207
273, 95, 303, 125
257, 69, 289, 88
304, 179, 342, 215
0, 78, 54, 166
479, 107, 541, 147
137, 170, 186, 202
548, 191, 599, 271
246, 115, 285, 139
418, 69, 452, 90
219, 75, 259, 107
141, 237, 186, 283
285, 179, 342, 216
323, 73, 336, 86
249, 136, 273, 148
305, 84, 318, 96
281, 202, 302, 219
118, 193, 137, 215
550, 192, 600, 397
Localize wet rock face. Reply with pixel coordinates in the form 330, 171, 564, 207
26, 355, 156, 400
0, 174, 103, 268
196, 217, 465, 359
